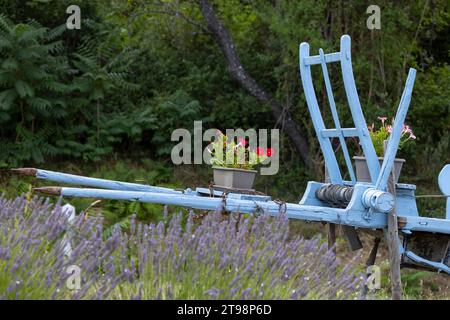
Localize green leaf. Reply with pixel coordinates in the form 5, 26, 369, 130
14, 80, 34, 98
1, 58, 18, 70
0, 89, 17, 109
28, 97, 51, 109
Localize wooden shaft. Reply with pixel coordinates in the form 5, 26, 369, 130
361, 237, 381, 297
327, 223, 337, 254
34, 187, 62, 196
384, 140, 402, 300
366, 237, 381, 267
10, 168, 37, 176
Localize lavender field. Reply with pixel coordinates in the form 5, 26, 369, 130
0, 195, 363, 300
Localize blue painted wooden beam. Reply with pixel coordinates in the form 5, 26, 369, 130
375, 68, 416, 191
340, 35, 381, 184
320, 128, 359, 138
319, 48, 356, 183
438, 165, 450, 219
404, 250, 450, 274
299, 42, 343, 184
33, 184, 406, 231
401, 215, 450, 235
51, 186, 346, 223
16, 168, 182, 194
304, 52, 341, 65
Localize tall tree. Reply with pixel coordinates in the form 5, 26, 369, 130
197, 0, 312, 168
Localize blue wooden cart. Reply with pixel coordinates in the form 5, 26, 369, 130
12, 35, 450, 279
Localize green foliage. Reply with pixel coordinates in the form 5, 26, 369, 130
0, 1, 448, 215
0, 15, 70, 164
401, 270, 434, 297
208, 131, 269, 170
368, 117, 416, 157
0, 0, 98, 28
145, 90, 203, 156
0, 14, 144, 164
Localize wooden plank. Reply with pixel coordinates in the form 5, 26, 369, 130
384, 141, 403, 300
320, 128, 359, 138
299, 42, 343, 184
402, 232, 450, 271
342, 225, 363, 251
361, 237, 381, 297
318, 48, 356, 183
340, 35, 381, 184
327, 223, 337, 254
304, 52, 341, 65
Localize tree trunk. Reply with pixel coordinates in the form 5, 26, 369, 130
197, 0, 312, 168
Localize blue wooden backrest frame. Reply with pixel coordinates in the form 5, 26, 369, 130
299, 35, 381, 185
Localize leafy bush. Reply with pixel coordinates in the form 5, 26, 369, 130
144, 90, 203, 157
0, 15, 143, 165
0, 15, 70, 164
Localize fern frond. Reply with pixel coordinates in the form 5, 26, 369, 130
0, 89, 17, 110
42, 40, 64, 54
0, 36, 12, 51
0, 14, 12, 33
27, 97, 51, 110
46, 24, 66, 41
14, 80, 34, 98
17, 25, 46, 43
1, 58, 18, 70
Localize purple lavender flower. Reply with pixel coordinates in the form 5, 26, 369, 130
0, 195, 363, 300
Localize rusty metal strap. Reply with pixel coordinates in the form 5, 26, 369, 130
274, 199, 287, 214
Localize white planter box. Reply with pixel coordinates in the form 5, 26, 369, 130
213, 167, 257, 190
353, 156, 405, 183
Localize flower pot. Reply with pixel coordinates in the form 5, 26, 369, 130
213, 166, 257, 190
353, 156, 405, 183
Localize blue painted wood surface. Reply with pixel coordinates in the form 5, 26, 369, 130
439, 164, 450, 219
36, 169, 181, 194
339, 35, 381, 183
375, 68, 416, 191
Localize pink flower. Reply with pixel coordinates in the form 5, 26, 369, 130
401, 125, 416, 139
386, 125, 392, 134
403, 125, 412, 134
237, 138, 247, 146
377, 116, 387, 126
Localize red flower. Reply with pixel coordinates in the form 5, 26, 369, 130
266, 148, 273, 157
256, 147, 264, 156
